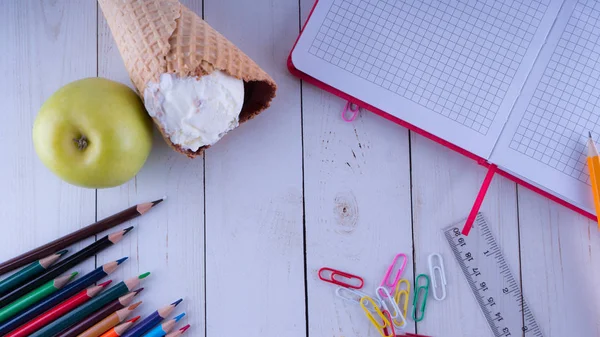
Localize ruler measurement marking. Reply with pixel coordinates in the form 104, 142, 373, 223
443, 214, 544, 337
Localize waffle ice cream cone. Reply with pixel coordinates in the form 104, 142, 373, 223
98, 0, 277, 157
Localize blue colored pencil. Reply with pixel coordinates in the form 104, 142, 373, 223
141, 313, 185, 337
121, 299, 183, 337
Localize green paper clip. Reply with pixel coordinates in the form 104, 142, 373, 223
412, 274, 430, 322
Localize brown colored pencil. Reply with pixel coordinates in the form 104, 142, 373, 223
76, 301, 142, 337
0, 198, 164, 276
55, 289, 143, 337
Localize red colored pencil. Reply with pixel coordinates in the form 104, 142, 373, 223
5, 281, 112, 337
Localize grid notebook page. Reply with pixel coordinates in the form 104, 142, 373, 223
292, 0, 562, 158
491, 0, 599, 214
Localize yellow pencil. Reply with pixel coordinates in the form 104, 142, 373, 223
587, 132, 600, 229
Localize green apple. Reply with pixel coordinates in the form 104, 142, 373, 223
33, 77, 153, 188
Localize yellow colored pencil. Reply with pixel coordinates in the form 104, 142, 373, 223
587, 132, 600, 229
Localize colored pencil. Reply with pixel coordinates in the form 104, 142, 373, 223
77, 301, 142, 337
0, 228, 132, 307
0, 272, 77, 323
140, 312, 185, 337
121, 299, 183, 337
0, 250, 67, 296
29, 273, 150, 337
100, 316, 141, 337
55, 289, 144, 337
587, 132, 600, 229
0, 258, 126, 336
6, 281, 112, 337
0, 198, 163, 276
164, 325, 190, 337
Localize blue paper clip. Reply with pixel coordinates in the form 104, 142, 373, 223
412, 274, 430, 322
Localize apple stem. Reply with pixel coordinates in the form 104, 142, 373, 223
73, 136, 88, 151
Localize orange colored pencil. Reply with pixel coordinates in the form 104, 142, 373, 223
588, 132, 600, 229
76, 301, 142, 337
99, 316, 140, 337
6, 281, 112, 337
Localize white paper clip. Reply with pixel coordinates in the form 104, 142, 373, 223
376, 286, 407, 329
336, 287, 381, 310
428, 253, 447, 301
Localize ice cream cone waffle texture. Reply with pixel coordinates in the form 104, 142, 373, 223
98, 0, 277, 157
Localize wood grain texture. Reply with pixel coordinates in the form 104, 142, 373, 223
2, 1, 600, 337
96, 0, 204, 333
410, 134, 520, 337
0, 0, 96, 276
203, 0, 305, 336
518, 188, 600, 337
301, 84, 414, 336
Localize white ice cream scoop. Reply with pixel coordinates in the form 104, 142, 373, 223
144, 70, 245, 152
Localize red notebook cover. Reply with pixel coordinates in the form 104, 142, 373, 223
287, 0, 596, 224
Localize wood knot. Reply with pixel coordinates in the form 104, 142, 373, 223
334, 191, 359, 233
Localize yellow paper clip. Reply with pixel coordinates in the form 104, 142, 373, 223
360, 296, 393, 337
393, 278, 411, 322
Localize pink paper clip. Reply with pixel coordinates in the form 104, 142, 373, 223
318, 267, 364, 289
341, 101, 360, 122
380, 253, 408, 295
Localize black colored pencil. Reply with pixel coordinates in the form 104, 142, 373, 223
0, 228, 132, 308
0, 198, 163, 276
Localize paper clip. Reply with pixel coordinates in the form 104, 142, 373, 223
393, 279, 411, 320
376, 286, 407, 329
318, 267, 364, 289
341, 101, 360, 122
428, 253, 447, 301
412, 274, 430, 322
336, 287, 382, 310
380, 253, 408, 295
360, 296, 392, 337
381, 310, 396, 337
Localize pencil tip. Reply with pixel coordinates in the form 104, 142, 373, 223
180, 324, 191, 332
70, 271, 79, 278
123, 226, 134, 235
589, 131, 593, 138
56, 249, 68, 256
139, 272, 151, 279
116, 257, 129, 265
129, 316, 141, 323
133, 287, 144, 295
171, 298, 183, 307
99, 280, 112, 287
129, 301, 142, 310
174, 312, 186, 321
151, 198, 164, 206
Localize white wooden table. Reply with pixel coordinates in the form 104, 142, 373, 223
2, 1, 600, 336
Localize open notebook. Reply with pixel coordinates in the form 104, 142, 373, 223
290, 0, 600, 216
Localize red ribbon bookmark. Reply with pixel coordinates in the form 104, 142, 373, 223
462, 164, 497, 236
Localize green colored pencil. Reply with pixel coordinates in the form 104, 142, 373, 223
0, 272, 76, 323
0, 250, 67, 297
29, 272, 150, 337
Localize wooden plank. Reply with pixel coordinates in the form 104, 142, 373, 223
0, 1, 96, 273
517, 189, 600, 337
410, 134, 520, 337
301, 2, 413, 336
203, 0, 305, 336
301, 88, 414, 336
96, 0, 205, 333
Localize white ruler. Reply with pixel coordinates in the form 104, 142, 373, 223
443, 213, 544, 337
